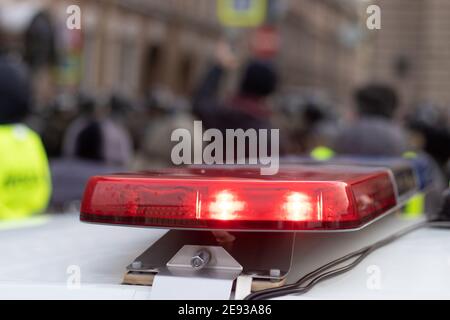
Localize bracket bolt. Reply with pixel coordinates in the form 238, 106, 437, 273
190, 249, 211, 270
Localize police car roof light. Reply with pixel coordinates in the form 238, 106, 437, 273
80, 166, 397, 231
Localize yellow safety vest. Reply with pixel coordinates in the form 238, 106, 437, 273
310, 146, 336, 161
0, 125, 51, 220
400, 151, 424, 218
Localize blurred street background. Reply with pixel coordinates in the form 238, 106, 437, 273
0, 0, 449, 215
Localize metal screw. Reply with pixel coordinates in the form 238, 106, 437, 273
190, 249, 211, 270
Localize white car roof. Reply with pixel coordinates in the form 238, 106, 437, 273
0, 214, 449, 299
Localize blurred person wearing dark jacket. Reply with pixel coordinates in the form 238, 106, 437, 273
406, 104, 450, 176
0, 53, 51, 220
62, 93, 98, 160
50, 95, 132, 210
333, 84, 409, 156
63, 94, 133, 167
290, 98, 339, 158
192, 42, 278, 160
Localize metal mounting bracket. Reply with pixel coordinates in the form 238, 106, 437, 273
126, 230, 296, 281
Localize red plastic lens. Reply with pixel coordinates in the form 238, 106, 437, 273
80, 167, 397, 231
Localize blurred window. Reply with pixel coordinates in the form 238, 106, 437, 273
176, 54, 194, 95
119, 39, 137, 95
24, 11, 57, 69
141, 44, 163, 93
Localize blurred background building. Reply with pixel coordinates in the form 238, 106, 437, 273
0, 0, 369, 107
369, 0, 450, 114
2, 0, 450, 112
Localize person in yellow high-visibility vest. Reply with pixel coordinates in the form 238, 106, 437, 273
0, 53, 51, 220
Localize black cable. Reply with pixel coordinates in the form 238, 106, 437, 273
244, 220, 450, 300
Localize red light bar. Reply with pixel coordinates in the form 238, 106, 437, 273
80, 167, 397, 231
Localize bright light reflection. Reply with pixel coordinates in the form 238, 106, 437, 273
209, 191, 245, 220
283, 192, 313, 221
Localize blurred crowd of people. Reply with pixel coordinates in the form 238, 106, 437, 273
1, 37, 449, 218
